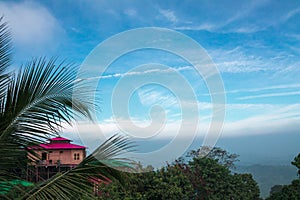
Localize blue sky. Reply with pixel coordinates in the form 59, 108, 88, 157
1, 0, 300, 165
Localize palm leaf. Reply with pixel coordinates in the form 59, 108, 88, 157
0, 16, 12, 106
0, 58, 93, 179
0, 16, 11, 74
22, 134, 136, 200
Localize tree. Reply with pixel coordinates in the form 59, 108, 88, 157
188, 146, 239, 169
267, 153, 300, 200
97, 148, 261, 200
97, 164, 194, 200
266, 180, 300, 200
180, 156, 260, 200
0, 17, 134, 199
291, 153, 300, 177
269, 185, 284, 195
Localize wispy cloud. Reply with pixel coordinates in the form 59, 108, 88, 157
173, 22, 264, 34
80, 66, 193, 81
137, 87, 178, 109
281, 6, 300, 22
174, 23, 216, 32
230, 26, 263, 34
202, 83, 300, 96
286, 34, 300, 41
159, 9, 178, 23
238, 91, 300, 100
223, 103, 300, 136
172, 0, 270, 33
209, 47, 271, 73
124, 8, 137, 16
208, 45, 297, 74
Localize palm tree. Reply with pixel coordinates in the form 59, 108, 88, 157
0, 17, 134, 199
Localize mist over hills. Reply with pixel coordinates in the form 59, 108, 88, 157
134, 132, 300, 198
73, 131, 299, 198
235, 164, 298, 198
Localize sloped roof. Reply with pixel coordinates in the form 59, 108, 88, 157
30, 137, 86, 150
49, 137, 71, 141
39, 143, 85, 149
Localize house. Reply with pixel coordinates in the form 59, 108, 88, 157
30, 137, 86, 166
27, 137, 86, 182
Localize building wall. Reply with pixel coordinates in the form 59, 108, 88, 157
32, 149, 85, 165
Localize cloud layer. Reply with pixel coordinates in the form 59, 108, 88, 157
0, 1, 64, 58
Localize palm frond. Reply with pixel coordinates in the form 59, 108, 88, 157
23, 134, 135, 200
0, 16, 12, 105
0, 58, 93, 176
0, 16, 11, 74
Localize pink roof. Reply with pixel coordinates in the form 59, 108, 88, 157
29, 137, 86, 150
39, 143, 85, 149
49, 137, 70, 141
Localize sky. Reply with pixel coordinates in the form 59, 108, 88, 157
1, 0, 300, 166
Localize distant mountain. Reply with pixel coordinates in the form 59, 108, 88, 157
235, 164, 298, 198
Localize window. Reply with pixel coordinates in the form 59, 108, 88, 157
60, 151, 63, 153
73, 153, 80, 160
49, 151, 53, 153
41, 152, 47, 160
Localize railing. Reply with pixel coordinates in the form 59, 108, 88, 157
34, 160, 77, 168
36, 160, 59, 166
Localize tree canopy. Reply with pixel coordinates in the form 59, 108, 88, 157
97, 147, 261, 200
266, 154, 300, 200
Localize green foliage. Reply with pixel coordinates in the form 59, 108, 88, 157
266, 153, 300, 199
0, 16, 11, 101
97, 165, 194, 200
236, 164, 298, 198
142, 166, 194, 200
97, 147, 261, 200
188, 146, 239, 169
183, 156, 260, 200
0, 180, 35, 199
292, 153, 300, 177
266, 179, 300, 200
269, 185, 284, 195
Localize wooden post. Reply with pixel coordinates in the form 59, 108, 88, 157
36, 166, 38, 182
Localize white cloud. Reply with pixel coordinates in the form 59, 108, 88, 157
202, 83, 300, 96
0, 1, 64, 56
124, 8, 137, 16
238, 91, 300, 100
172, 1, 270, 33
174, 23, 216, 31
61, 103, 300, 165
159, 9, 177, 23
173, 23, 264, 34
281, 6, 300, 22
137, 87, 178, 108
230, 26, 263, 34
81, 65, 193, 80
273, 61, 300, 77
62, 102, 300, 143
208, 46, 294, 74
286, 34, 300, 41
223, 103, 300, 136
